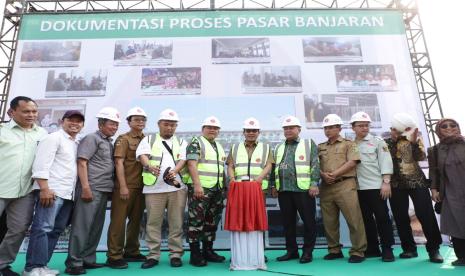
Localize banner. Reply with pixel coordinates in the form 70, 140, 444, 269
10, 9, 426, 250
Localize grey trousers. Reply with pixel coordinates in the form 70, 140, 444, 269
0, 193, 35, 269
66, 190, 109, 267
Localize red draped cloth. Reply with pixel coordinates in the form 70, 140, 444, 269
224, 181, 268, 231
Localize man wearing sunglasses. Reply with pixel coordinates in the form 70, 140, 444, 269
226, 117, 273, 269
385, 113, 443, 263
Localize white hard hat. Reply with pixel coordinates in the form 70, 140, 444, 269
96, 107, 121, 123
322, 114, 343, 127
202, 116, 221, 128
243, 117, 260, 129
126, 106, 147, 119
281, 115, 302, 127
159, 108, 179, 122
391, 113, 418, 137
350, 111, 372, 123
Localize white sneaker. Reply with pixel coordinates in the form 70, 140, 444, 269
43, 267, 59, 275
22, 267, 55, 276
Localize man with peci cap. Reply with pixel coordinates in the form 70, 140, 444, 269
385, 113, 443, 263
271, 115, 320, 264
0, 96, 47, 276
23, 110, 85, 276
136, 109, 189, 269
106, 107, 148, 269
318, 114, 367, 263
350, 111, 395, 262
186, 116, 226, 267
66, 107, 121, 275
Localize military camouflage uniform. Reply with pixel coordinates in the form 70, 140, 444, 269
186, 137, 225, 243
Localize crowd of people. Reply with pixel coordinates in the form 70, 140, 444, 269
48, 73, 106, 92
243, 71, 301, 87
142, 69, 201, 90
0, 96, 464, 276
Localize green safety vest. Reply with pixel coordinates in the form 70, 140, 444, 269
230, 142, 270, 189
187, 136, 225, 188
274, 139, 313, 190
142, 133, 189, 186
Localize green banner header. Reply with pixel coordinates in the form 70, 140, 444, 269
19, 10, 405, 40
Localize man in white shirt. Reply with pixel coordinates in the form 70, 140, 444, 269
23, 110, 84, 276
136, 109, 188, 269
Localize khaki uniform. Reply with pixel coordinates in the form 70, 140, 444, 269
318, 136, 367, 257
107, 131, 145, 261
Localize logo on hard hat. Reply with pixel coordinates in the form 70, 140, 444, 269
362, 114, 367, 118
256, 158, 261, 163
169, 112, 175, 116
324, 118, 329, 122
299, 155, 304, 160
116, 113, 120, 118
137, 108, 142, 113
286, 118, 291, 122
249, 121, 254, 125
211, 119, 215, 123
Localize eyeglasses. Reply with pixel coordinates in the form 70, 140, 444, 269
132, 118, 147, 122
440, 123, 458, 129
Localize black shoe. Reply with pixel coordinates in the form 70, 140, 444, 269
0, 266, 19, 276
189, 242, 207, 267
64, 266, 86, 275
299, 252, 313, 264
276, 251, 299, 262
381, 249, 395, 262
399, 251, 418, 259
141, 258, 159, 269
202, 241, 225, 263
428, 250, 444, 263
364, 250, 382, 258
324, 252, 344, 260
170, 257, 183, 267
452, 259, 465, 266
348, 255, 365, 263
123, 253, 147, 262
264, 255, 268, 263
83, 263, 104, 269
106, 258, 128, 269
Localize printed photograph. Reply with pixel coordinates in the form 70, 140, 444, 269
242, 66, 302, 93
114, 39, 173, 66
45, 69, 107, 97
141, 67, 201, 95
302, 37, 363, 62
20, 41, 81, 67
303, 93, 382, 128
335, 64, 398, 92
212, 38, 270, 64
35, 99, 86, 133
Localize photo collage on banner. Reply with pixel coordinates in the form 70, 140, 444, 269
9, 10, 427, 250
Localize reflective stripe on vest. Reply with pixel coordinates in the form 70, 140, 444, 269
142, 133, 189, 185
188, 136, 225, 188
231, 142, 270, 189
274, 139, 313, 190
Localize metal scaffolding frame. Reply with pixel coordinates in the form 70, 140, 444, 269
0, 0, 443, 143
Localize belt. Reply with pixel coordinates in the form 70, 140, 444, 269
333, 176, 355, 184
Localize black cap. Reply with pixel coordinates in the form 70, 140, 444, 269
62, 110, 85, 121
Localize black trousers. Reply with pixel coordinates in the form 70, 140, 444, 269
358, 189, 394, 252
278, 191, 316, 253
452, 237, 465, 260
389, 187, 442, 253
0, 212, 6, 242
